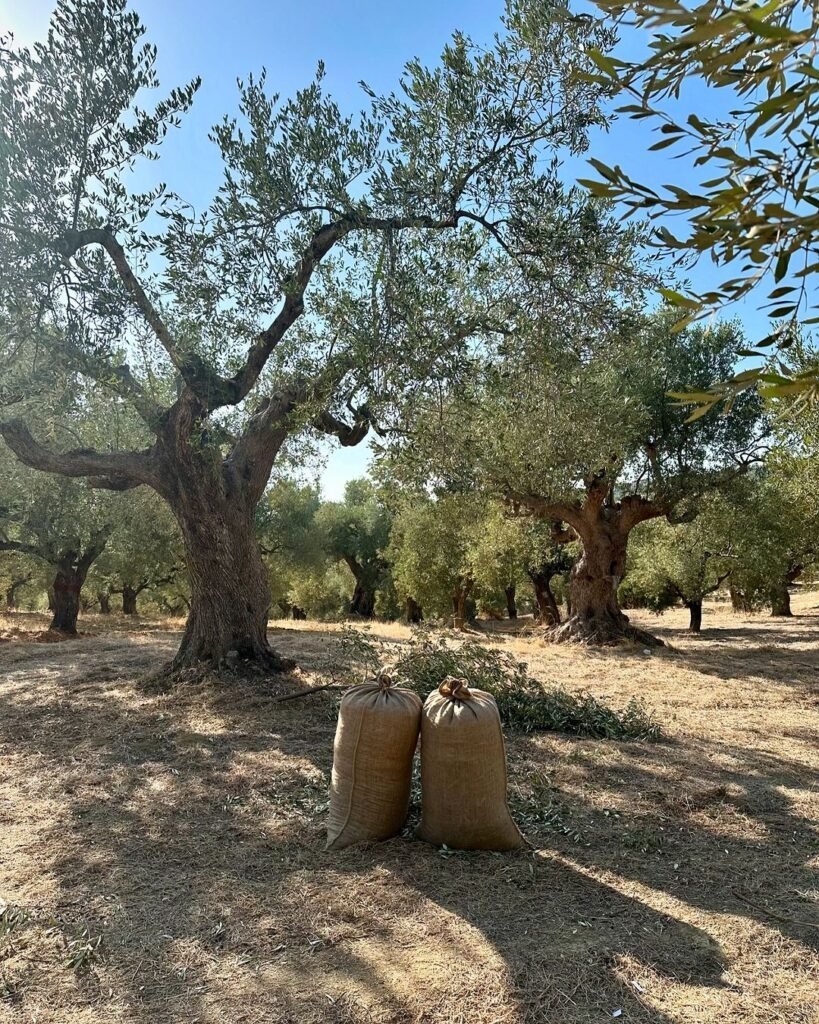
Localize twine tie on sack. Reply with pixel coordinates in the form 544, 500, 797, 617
438, 676, 472, 701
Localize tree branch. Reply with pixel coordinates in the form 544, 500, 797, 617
0, 539, 42, 559
54, 331, 167, 430
0, 419, 160, 492
505, 489, 585, 532
221, 210, 461, 408
55, 228, 226, 409
77, 525, 114, 576
703, 569, 732, 597
619, 494, 669, 533
313, 405, 371, 447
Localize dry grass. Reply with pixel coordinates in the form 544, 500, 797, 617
0, 596, 817, 1023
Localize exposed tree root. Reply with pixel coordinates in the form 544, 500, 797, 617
546, 614, 664, 648
141, 645, 296, 692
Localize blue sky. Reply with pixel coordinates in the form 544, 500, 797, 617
3, 0, 766, 497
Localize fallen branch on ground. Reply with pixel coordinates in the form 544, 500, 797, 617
272, 683, 345, 703
732, 889, 819, 929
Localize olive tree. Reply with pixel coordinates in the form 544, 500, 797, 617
317, 479, 391, 618
0, 551, 41, 611
468, 501, 573, 622
624, 498, 735, 633
0, 457, 113, 633
388, 492, 480, 628
0, 0, 617, 671
725, 467, 817, 617
94, 490, 182, 614
256, 478, 326, 619
390, 309, 766, 644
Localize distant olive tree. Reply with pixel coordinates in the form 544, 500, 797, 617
317, 480, 391, 618
0, 456, 113, 633
385, 309, 766, 645
623, 498, 735, 633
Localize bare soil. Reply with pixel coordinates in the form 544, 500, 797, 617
0, 596, 817, 1023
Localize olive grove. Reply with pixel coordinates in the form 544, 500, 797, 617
0, 0, 627, 670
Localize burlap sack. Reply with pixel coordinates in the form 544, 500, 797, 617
419, 676, 524, 851
326, 673, 422, 850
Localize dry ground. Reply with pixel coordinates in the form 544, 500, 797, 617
0, 596, 817, 1024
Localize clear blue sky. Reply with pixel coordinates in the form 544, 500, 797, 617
3, 0, 765, 497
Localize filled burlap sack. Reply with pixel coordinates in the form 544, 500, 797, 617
419, 676, 524, 851
326, 673, 422, 850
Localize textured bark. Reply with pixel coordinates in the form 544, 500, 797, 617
405, 596, 423, 624
122, 585, 138, 616
769, 583, 792, 617
50, 569, 83, 633
550, 529, 635, 643
98, 591, 111, 615
546, 492, 663, 646
530, 571, 561, 626
511, 480, 665, 645
47, 587, 56, 612
172, 495, 282, 669
686, 599, 703, 634
42, 529, 113, 634
505, 584, 518, 620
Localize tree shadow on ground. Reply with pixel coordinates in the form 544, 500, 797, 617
0, 634, 729, 1024
508, 730, 819, 955
661, 636, 819, 688
521, 620, 819, 692
1, 626, 817, 1022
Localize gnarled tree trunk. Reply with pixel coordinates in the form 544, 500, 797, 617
172, 496, 281, 669
520, 478, 665, 647
529, 570, 560, 626
343, 556, 376, 618
51, 569, 83, 634
98, 590, 111, 615
686, 599, 703, 634
122, 584, 138, 616
551, 526, 637, 643
505, 584, 517, 620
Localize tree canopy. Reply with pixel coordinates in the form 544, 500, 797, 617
581, 0, 819, 404
0, 0, 638, 670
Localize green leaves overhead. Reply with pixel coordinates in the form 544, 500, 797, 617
0, 0, 636, 459
381, 306, 766, 519
580, 0, 819, 403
